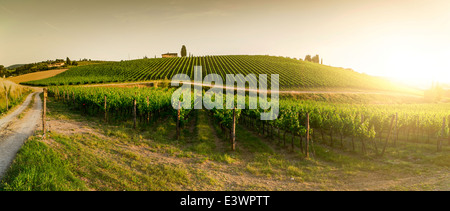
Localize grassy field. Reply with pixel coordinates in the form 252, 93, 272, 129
5, 60, 109, 84
0, 78, 32, 116
1, 95, 448, 191
6, 69, 68, 84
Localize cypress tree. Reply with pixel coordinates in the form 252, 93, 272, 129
181, 45, 187, 57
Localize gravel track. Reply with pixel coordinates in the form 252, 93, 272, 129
0, 92, 42, 178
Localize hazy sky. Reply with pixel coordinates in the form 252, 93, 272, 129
1, 0, 450, 84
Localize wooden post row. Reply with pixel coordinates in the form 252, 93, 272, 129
146, 96, 150, 123
133, 98, 137, 129
104, 95, 107, 122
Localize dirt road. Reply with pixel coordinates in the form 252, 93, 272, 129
0, 92, 42, 178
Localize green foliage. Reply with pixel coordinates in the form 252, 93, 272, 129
47, 86, 175, 122
304, 55, 312, 62
0, 138, 87, 191
312, 54, 320, 63
22, 55, 397, 91
274, 99, 450, 148
181, 45, 187, 57
205, 92, 242, 130
0, 79, 31, 114
237, 95, 450, 154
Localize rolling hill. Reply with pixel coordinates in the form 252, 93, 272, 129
6, 64, 26, 70
21, 55, 408, 92
7, 69, 68, 84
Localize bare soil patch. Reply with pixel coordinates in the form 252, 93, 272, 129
7, 69, 67, 84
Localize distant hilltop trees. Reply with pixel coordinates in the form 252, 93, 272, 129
0, 58, 80, 77
0, 65, 5, 77
304, 54, 322, 64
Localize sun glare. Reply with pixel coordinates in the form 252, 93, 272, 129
379, 38, 450, 88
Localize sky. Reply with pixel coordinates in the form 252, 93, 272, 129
1, 0, 450, 86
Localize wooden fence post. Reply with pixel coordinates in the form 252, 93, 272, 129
104, 95, 107, 122
176, 101, 180, 140
291, 132, 295, 152
381, 115, 396, 156
361, 114, 366, 154
306, 112, 310, 159
133, 98, 137, 129
232, 107, 236, 151
394, 113, 398, 147
43, 88, 47, 139
262, 121, 265, 135
146, 96, 150, 123
438, 117, 445, 152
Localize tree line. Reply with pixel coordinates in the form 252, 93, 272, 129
0, 57, 79, 77
304, 54, 322, 64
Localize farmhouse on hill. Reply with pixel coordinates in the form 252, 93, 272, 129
48, 62, 65, 68
162, 53, 178, 58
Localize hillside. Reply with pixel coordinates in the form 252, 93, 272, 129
6, 64, 26, 70
22, 55, 408, 92
0, 78, 32, 115
7, 69, 68, 84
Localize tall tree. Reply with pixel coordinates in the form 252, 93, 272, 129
305, 55, 312, 62
312, 55, 320, 63
0, 65, 4, 77
181, 45, 187, 57
66, 57, 71, 65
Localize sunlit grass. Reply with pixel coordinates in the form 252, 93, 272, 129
0, 78, 32, 116
1, 96, 448, 191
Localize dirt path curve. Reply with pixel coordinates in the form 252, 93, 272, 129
0, 91, 42, 178
0, 92, 37, 129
